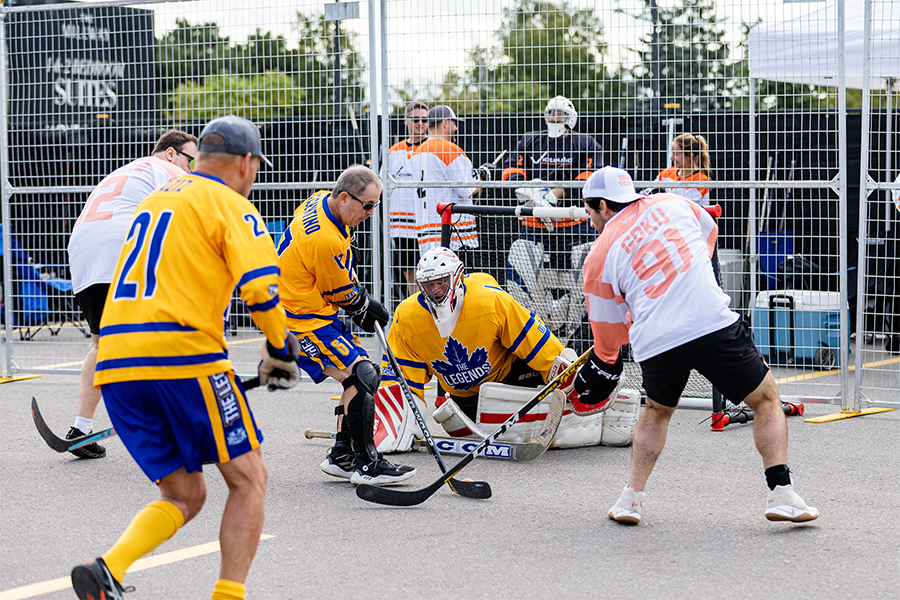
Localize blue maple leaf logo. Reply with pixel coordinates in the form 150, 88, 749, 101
431, 337, 491, 391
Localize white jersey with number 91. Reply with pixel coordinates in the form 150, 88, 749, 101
582, 193, 738, 364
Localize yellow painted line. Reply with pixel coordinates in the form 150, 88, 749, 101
39, 361, 83, 369
0, 535, 274, 600
0, 375, 41, 385
775, 356, 900, 384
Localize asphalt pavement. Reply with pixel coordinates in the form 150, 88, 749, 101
1, 373, 898, 600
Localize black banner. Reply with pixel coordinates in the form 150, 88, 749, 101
6, 5, 155, 125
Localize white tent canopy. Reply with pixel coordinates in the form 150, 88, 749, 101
748, 0, 900, 90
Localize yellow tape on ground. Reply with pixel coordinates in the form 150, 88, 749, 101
0, 535, 274, 600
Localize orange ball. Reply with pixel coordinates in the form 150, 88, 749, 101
463, 478, 474, 482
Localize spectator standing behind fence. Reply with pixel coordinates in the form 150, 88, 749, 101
576, 166, 817, 526
71, 115, 301, 600
411, 105, 481, 255
501, 95, 602, 260
382, 101, 429, 298
654, 133, 711, 207
65, 130, 197, 459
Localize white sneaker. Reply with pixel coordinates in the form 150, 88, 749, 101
765, 484, 819, 522
608, 487, 644, 524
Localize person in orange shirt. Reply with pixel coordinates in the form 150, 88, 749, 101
382, 101, 429, 298
654, 133, 711, 206
410, 105, 481, 255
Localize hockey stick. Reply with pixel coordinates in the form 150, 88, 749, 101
374, 323, 491, 499
32, 376, 266, 454
304, 428, 526, 461
778, 157, 797, 233
347, 104, 367, 166
355, 348, 590, 506
618, 137, 628, 170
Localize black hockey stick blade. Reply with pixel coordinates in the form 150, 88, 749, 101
356, 348, 591, 506
31, 396, 117, 453
374, 323, 490, 499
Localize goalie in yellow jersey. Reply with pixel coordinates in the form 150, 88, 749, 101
375, 246, 640, 453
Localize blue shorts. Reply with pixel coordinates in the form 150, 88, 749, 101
101, 371, 262, 482
292, 319, 368, 383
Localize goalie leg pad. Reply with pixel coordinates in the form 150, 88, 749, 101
342, 360, 380, 462
476, 382, 554, 444
600, 389, 641, 446
478, 382, 610, 448
373, 383, 425, 454
433, 396, 485, 438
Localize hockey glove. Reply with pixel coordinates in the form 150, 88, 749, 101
549, 348, 580, 405
345, 288, 390, 333
572, 351, 623, 416
514, 182, 557, 231
258, 331, 301, 391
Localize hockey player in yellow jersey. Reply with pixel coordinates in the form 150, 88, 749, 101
374, 246, 641, 453
278, 165, 416, 487
72, 115, 300, 600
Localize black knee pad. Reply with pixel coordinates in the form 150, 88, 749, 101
342, 360, 380, 462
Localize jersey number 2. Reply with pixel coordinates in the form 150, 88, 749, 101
113, 210, 174, 301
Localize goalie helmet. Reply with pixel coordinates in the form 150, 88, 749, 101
544, 95, 577, 139
415, 246, 465, 337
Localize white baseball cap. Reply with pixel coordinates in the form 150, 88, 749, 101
582, 166, 644, 203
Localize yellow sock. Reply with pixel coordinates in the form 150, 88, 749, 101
101, 500, 185, 582
211, 579, 246, 600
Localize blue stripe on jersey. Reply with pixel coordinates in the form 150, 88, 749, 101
286, 310, 338, 320
320, 193, 348, 238
97, 352, 229, 372
485, 286, 504, 292
322, 283, 356, 297
238, 265, 280, 289
192, 172, 227, 186
522, 327, 551, 364
396, 357, 427, 370
508, 313, 536, 354
248, 295, 279, 313
381, 373, 425, 390
100, 322, 196, 336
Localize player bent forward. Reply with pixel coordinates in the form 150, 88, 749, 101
375, 246, 639, 453
576, 166, 817, 525
278, 165, 416, 486
71, 115, 301, 600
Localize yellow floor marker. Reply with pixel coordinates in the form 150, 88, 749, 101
0, 375, 41, 385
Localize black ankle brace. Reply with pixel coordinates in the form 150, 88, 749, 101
765, 464, 792, 490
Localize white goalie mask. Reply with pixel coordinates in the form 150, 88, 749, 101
415, 246, 466, 338
544, 95, 577, 139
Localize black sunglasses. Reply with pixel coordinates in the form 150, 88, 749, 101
347, 191, 380, 211
175, 148, 195, 170
407, 117, 428, 123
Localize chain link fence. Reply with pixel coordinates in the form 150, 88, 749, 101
1, 0, 896, 409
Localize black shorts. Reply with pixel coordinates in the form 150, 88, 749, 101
74, 284, 110, 335
639, 319, 769, 408
451, 357, 543, 420
391, 237, 419, 275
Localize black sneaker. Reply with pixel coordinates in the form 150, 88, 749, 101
71, 556, 133, 600
886, 335, 900, 354
66, 427, 106, 459
319, 444, 355, 479
349, 456, 416, 486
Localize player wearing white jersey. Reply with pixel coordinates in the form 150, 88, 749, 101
64, 130, 197, 459
576, 166, 818, 525
411, 105, 480, 253
382, 101, 429, 297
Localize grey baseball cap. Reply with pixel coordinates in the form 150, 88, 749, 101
198, 115, 273, 167
428, 105, 463, 124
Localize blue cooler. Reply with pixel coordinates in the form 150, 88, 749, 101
753, 290, 843, 369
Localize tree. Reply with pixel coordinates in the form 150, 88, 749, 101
414, 0, 621, 114
623, 0, 738, 113
158, 13, 367, 120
